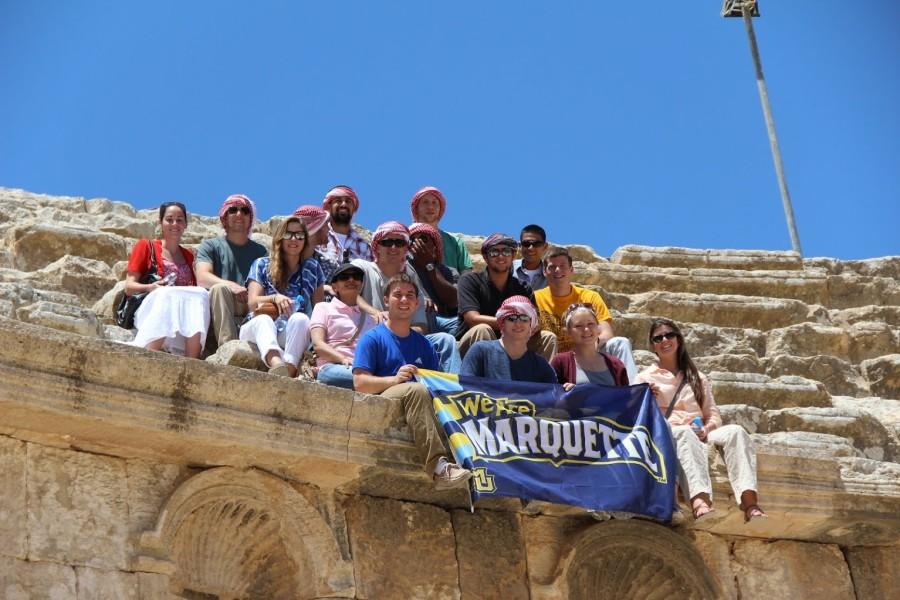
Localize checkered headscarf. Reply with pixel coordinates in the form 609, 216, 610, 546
371, 221, 410, 256
292, 205, 329, 234
218, 194, 256, 234
322, 185, 360, 212
409, 222, 444, 262
496, 295, 538, 334
410, 187, 447, 222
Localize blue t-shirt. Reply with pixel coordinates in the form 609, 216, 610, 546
246, 256, 325, 314
460, 339, 556, 383
353, 323, 440, 377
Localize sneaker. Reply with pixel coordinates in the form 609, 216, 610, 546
432, 463, 472, 490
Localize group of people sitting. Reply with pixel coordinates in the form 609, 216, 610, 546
123, 186, 765, 524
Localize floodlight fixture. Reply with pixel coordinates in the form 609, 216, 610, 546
722, 0, 802, 255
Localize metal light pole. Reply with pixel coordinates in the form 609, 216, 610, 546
722, 0, 803, 256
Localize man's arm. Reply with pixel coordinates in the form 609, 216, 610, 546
597, 319, 615, 347
461, 310, 499, 330
353, 365, 417, 394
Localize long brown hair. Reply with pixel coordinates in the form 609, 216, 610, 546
648, 318, 705, 407
268, 217, 308, 293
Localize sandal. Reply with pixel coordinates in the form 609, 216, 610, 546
741, 504, 768, 523
691, 499, 716, 521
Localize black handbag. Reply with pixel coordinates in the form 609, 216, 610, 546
115, 241, 160, 329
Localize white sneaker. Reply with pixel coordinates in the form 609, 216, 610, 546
432, 463, 472, 490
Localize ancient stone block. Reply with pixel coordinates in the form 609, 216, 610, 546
124, 460, 185, 547
696, 353, 763, 374
732, 539, 854, 600
765, 406, 899, 462
16, 300, 103, 337
845, 545, 900, 600
35, 255, 118, 304
6, 224, 126, 271
827, 273, 900, 310
718, 404, 766, 434
766, 322, 851, 361
612, 245, 802, 271
831, 305, 900, 328
75, 566, 139, 599
859, 351, 900, 397
204, 340, 266, 371
0, 555, 77, 599
848, 321, 899, 363
763, 354, 869, 398
26, 444, 130, 570
628, 291, 812, 330
683, 531, 737, 600
0, 436, 27, 558
752, 431, 859, 459
451, 510, 528, 600
709, 371, 830, 410
345, 495, 459, 599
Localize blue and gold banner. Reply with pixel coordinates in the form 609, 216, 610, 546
418, 370, 676, 521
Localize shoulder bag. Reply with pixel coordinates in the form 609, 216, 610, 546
115, 241, 160, 329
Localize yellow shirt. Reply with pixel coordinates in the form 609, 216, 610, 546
534, 284, 612, 352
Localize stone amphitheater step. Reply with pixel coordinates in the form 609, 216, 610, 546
763, 407, 899, 463
572, 262, 900, 310
708, 372, 831, 411
610, 245, 804, 271
605, 291, 820, 331
766, 321, 899, 365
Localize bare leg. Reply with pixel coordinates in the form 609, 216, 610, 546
184, 333, 202, 359
146, 338, 165, 352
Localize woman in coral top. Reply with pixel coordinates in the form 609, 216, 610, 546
635, 318, 766, 523
125, 202, 209, 358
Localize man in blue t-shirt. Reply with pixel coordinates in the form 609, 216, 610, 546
353, 273, 471, 490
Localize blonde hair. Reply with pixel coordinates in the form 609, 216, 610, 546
268, 217, 308, 292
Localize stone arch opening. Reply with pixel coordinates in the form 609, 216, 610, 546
560, 520, 721, 600
139, 467, 354, 599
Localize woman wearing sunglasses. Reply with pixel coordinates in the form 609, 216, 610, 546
309, 263, 376, 389
549, 304, 629, 389
239, 217, 325, 377
460, 296, 556, 383
636, 318, 767, 523
125, 202, 209, 358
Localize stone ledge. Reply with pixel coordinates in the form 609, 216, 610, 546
611, 245, 803, 271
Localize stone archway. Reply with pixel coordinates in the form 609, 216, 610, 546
559, 520, 721, 599
139, 467, 354, 599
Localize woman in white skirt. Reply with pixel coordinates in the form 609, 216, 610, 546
126, 202, 209, 358
240, 216, 325, 377
636, 318, 767, 523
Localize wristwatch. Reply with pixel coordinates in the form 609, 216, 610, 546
425, 262, 435, 272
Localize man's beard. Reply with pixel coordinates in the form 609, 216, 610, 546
331, 210, 352, 225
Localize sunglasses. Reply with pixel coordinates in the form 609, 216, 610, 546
487, 247, 515, 258
378, 238, 409, 248
334, 272, 363, 282
282, 231, 306, 241
226, 206, 251, 215
520, 240, 545, 248
651, 331, 678, 344
505, 314, 531, 323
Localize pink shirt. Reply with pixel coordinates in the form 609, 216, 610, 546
309, 297, 376, 368
635, 366, 722, 429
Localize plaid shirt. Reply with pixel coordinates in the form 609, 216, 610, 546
317, 225, 372, 280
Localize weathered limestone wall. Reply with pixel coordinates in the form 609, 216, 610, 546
1, 187, 899, 599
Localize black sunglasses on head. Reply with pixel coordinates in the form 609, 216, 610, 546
378, 238, 408, 248
651, 331, 678, 344
226, 206, 251, 215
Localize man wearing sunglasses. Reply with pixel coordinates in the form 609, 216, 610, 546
535, 246, 637, 382
351, 221, 461, 374
512, 224, 548, 291
456, 233, 556, 361
196, 194, 268, 350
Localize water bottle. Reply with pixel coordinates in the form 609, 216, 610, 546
160, 272, 177, 286
691, 416, 703, 434
274, 294, 305, 333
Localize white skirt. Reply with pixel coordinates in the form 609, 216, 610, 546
131, 286, 210, 355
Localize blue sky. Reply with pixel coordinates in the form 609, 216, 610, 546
2, 1, 897, 260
